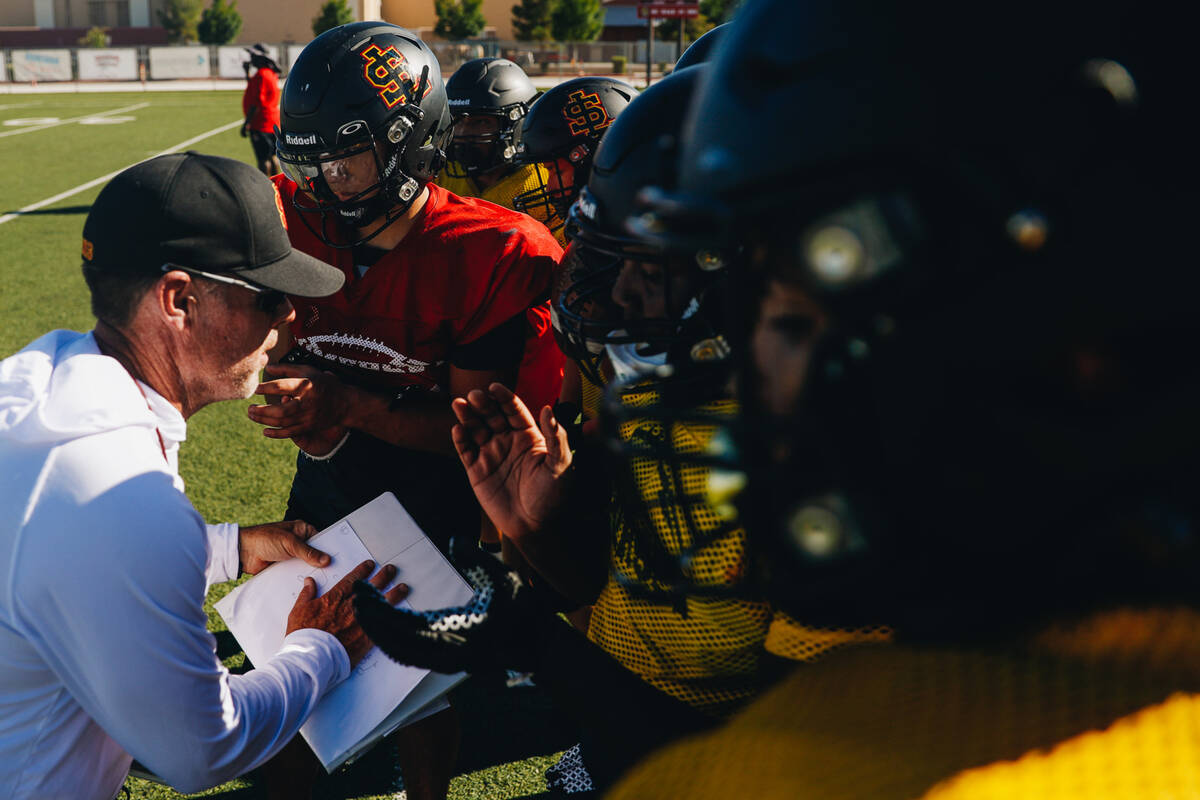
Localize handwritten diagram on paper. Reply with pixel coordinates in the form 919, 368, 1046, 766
214, 493, 474, 771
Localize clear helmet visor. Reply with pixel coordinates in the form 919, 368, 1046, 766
277, 140, 382, 204
320, 147, 380, 199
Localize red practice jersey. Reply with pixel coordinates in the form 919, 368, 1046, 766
272, 177, 565, 413
243, 68, 281, 133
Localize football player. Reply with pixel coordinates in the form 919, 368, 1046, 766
511, 76, 636, 236
240, 43, 282, 176
607, 0, 1200, 797
437, 58, 567, 244
246, 21, 564, 800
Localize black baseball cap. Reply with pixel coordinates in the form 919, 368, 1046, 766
81, 151, 343, 297
245, 43, 280, 70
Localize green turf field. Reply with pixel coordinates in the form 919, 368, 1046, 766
0, 92, 562, 800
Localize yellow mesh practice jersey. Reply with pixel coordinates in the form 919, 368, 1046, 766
765, 610, 892, 662
437, 163, 567, 247
587, 384, 888, 717
580, 368, 606, 421
606, 608, 1200, 800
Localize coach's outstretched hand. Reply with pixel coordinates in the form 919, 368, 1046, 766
451, 383, 572, 542
353, 538, 553, 676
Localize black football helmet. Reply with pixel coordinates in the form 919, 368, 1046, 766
276, 22, 452, 247
553, 66, 729, 388
674, 23, 728, 70
637, 0, 1199, 639
511, 76, 636, 233
444, 58, 538, 179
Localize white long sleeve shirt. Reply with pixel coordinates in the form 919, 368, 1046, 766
0, 330, 350, 800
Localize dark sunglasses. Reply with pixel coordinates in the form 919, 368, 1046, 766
161, 264, 288, 314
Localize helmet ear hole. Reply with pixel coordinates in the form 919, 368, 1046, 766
388, 117, 413, 143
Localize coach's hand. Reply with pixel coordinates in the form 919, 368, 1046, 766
353, 539, 552, 675
239, 519, 329, 575
451, 383, 572, 542
289, 560, 408, 668
249, 363, 350, 439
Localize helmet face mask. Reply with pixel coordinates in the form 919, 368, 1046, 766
445, 110, 524, 178
277, 22, 451, 248
513, 150, 586, 233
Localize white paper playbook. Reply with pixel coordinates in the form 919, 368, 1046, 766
214, 492, 473, 772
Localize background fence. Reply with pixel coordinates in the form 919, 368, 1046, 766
0, 39, 682, 84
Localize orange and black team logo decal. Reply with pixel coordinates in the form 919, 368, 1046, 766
562, 90, 613, 137
361, 43, 432, 109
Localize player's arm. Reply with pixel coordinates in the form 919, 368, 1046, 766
365, 315, 525, 453
250, 314, 525, 456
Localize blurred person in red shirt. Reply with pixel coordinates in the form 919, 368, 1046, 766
241, 44, 282, 176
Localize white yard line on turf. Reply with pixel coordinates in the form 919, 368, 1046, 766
0, 119, 243, 227
0, 102, 151, 139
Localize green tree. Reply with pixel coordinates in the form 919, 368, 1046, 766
197, 0, 243, 45
158, 0, 203, 44
550, 0, 603, 42
434, 0, 486, 40
78, 26, 109, 48
658, 15, 712, 43
312, 0, 354, 37
699, 0, 740, 23
512, 0, 554, 41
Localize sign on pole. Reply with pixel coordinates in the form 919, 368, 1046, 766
637, 1, 700, 19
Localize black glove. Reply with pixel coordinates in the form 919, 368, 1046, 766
353, 538, 558, 675
239, 125, 248, 138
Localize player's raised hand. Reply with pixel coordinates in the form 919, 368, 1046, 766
249, 363, 350, 439
450, 383, 571, 541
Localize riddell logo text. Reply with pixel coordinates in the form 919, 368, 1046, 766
576, 193, 597, 220
285, 132, 319, 146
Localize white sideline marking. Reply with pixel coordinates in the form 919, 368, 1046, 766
0, 119, 243, 227
0, 102, 150, 139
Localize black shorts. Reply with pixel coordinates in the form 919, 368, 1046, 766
284, 430, 479, 554
249, 130, 276, 162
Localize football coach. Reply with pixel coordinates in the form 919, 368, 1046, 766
0, 152, 406, 799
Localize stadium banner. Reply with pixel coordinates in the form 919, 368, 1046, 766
0, 54, 7, 82
78, 49, 138, 81
217, 44, 281, 79
148, 46, 210, 80
10, 50, 73, 82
